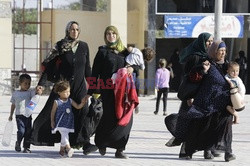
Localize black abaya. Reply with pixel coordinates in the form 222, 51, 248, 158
31, 41, 92, 147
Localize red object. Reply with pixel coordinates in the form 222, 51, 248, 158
114, 68, 139, 126
189, 71, 203, 82
56, 58, 62, 68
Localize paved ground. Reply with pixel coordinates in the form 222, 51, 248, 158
0, 93, 249, 166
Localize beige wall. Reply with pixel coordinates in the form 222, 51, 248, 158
128, 0, 147, 49
108, 0, 127, 45
41, 10, 109, 64
41, 0, 147, 65
0, 0, 12, 69
0, 0, 12, 94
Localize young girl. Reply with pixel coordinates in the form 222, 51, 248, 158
51, 80, 86, 157
154, 58, 172, 116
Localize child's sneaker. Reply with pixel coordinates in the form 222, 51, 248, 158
67, 148, 74, 158
15, 141, 21, 152
59, 150, 65, 157
23, 148, 31, 153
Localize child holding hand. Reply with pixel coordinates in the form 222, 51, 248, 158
51, 80, 86, 157
9, 73, 42, 153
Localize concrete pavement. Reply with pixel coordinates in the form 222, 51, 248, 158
0, 93, 249, 166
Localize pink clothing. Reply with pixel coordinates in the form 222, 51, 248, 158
155, 68, 170, 89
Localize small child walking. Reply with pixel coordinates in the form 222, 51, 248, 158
8, 73, 42, 153
154, 58, 171, 116
225, 61, 246, 124
50, 80, 86, 157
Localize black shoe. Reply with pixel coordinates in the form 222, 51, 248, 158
154, 111, 158, 115
15, 141, 21, 152
224, 152, 236, 162
179, 153, 192, 159
99, 148, 106, 156
204, 150, 214, 159
163, 112, 167, 116
115, 150, 128, 159
165, 137, 182, 147
23, 148, 31, 153
165, 137, 176, 147
83, 144, 98, 155
211, 150, 221, 157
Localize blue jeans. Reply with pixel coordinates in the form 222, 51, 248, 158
16, 115, 32, 148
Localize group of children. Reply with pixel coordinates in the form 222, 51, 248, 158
7, 47, 245, 158
8, 74, 86, 157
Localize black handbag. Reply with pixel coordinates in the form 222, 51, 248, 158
177, 75, 201, 101
84, 97, 103, 137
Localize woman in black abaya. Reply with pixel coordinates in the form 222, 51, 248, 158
83, 25, 138, 159
31, 21, 98, 155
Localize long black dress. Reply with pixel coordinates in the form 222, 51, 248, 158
87, 46, 132, 150
31, 40, 92, 147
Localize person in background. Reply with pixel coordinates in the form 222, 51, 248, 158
225, 61, 246, 124
51, 80, 86, 157
8, 73, 42, 153
31, 21, 98, 155
83, 25, 139, 159
235, 50, 247, 84
168, 48, 183, 92
154, 58, 172, 116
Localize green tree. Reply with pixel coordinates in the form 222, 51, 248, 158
12, 8, 37, 34
96, 0, 107, 12
69, 2, 81, 10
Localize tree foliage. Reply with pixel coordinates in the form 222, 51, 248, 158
12, 8, 37, 34
68, 2, 81, 10
96, 0, 107, 12
69, 0, 107, 11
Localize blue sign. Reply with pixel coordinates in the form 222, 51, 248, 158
164, 15, 244, 38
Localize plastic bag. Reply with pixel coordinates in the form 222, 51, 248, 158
2, 121, 14, 146
24, 94, 40, 117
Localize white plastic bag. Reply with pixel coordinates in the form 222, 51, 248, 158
2, 121, 14, 146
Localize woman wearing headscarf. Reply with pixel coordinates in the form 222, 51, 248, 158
165, 32, 214, 158
83, 25, 139, 159
183, 40, 235, 162
179, 32, 213, 64
31, 21, 98, 155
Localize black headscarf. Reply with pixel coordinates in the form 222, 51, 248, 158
179, 32, 212, 64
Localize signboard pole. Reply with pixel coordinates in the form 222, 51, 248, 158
214, 0, 223, 40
